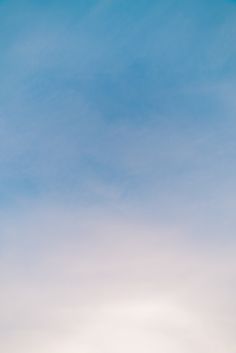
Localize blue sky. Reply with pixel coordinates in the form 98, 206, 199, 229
1, 0, 236, 235
0, 1, 236, 352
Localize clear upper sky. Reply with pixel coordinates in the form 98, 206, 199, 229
0, 1, 236, 352
1, 0, 236, 207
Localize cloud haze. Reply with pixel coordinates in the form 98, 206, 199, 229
0, 205, 235, 353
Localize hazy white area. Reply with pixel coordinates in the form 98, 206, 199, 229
0, 204, 235, 353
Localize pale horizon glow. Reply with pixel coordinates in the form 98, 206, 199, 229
1, 204, 235, 353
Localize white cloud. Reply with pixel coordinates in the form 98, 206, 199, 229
0, 204, 235, 353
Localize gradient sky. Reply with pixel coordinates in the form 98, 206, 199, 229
0, 1, 236, 352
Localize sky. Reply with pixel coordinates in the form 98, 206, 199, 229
0, 0, 236, 352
